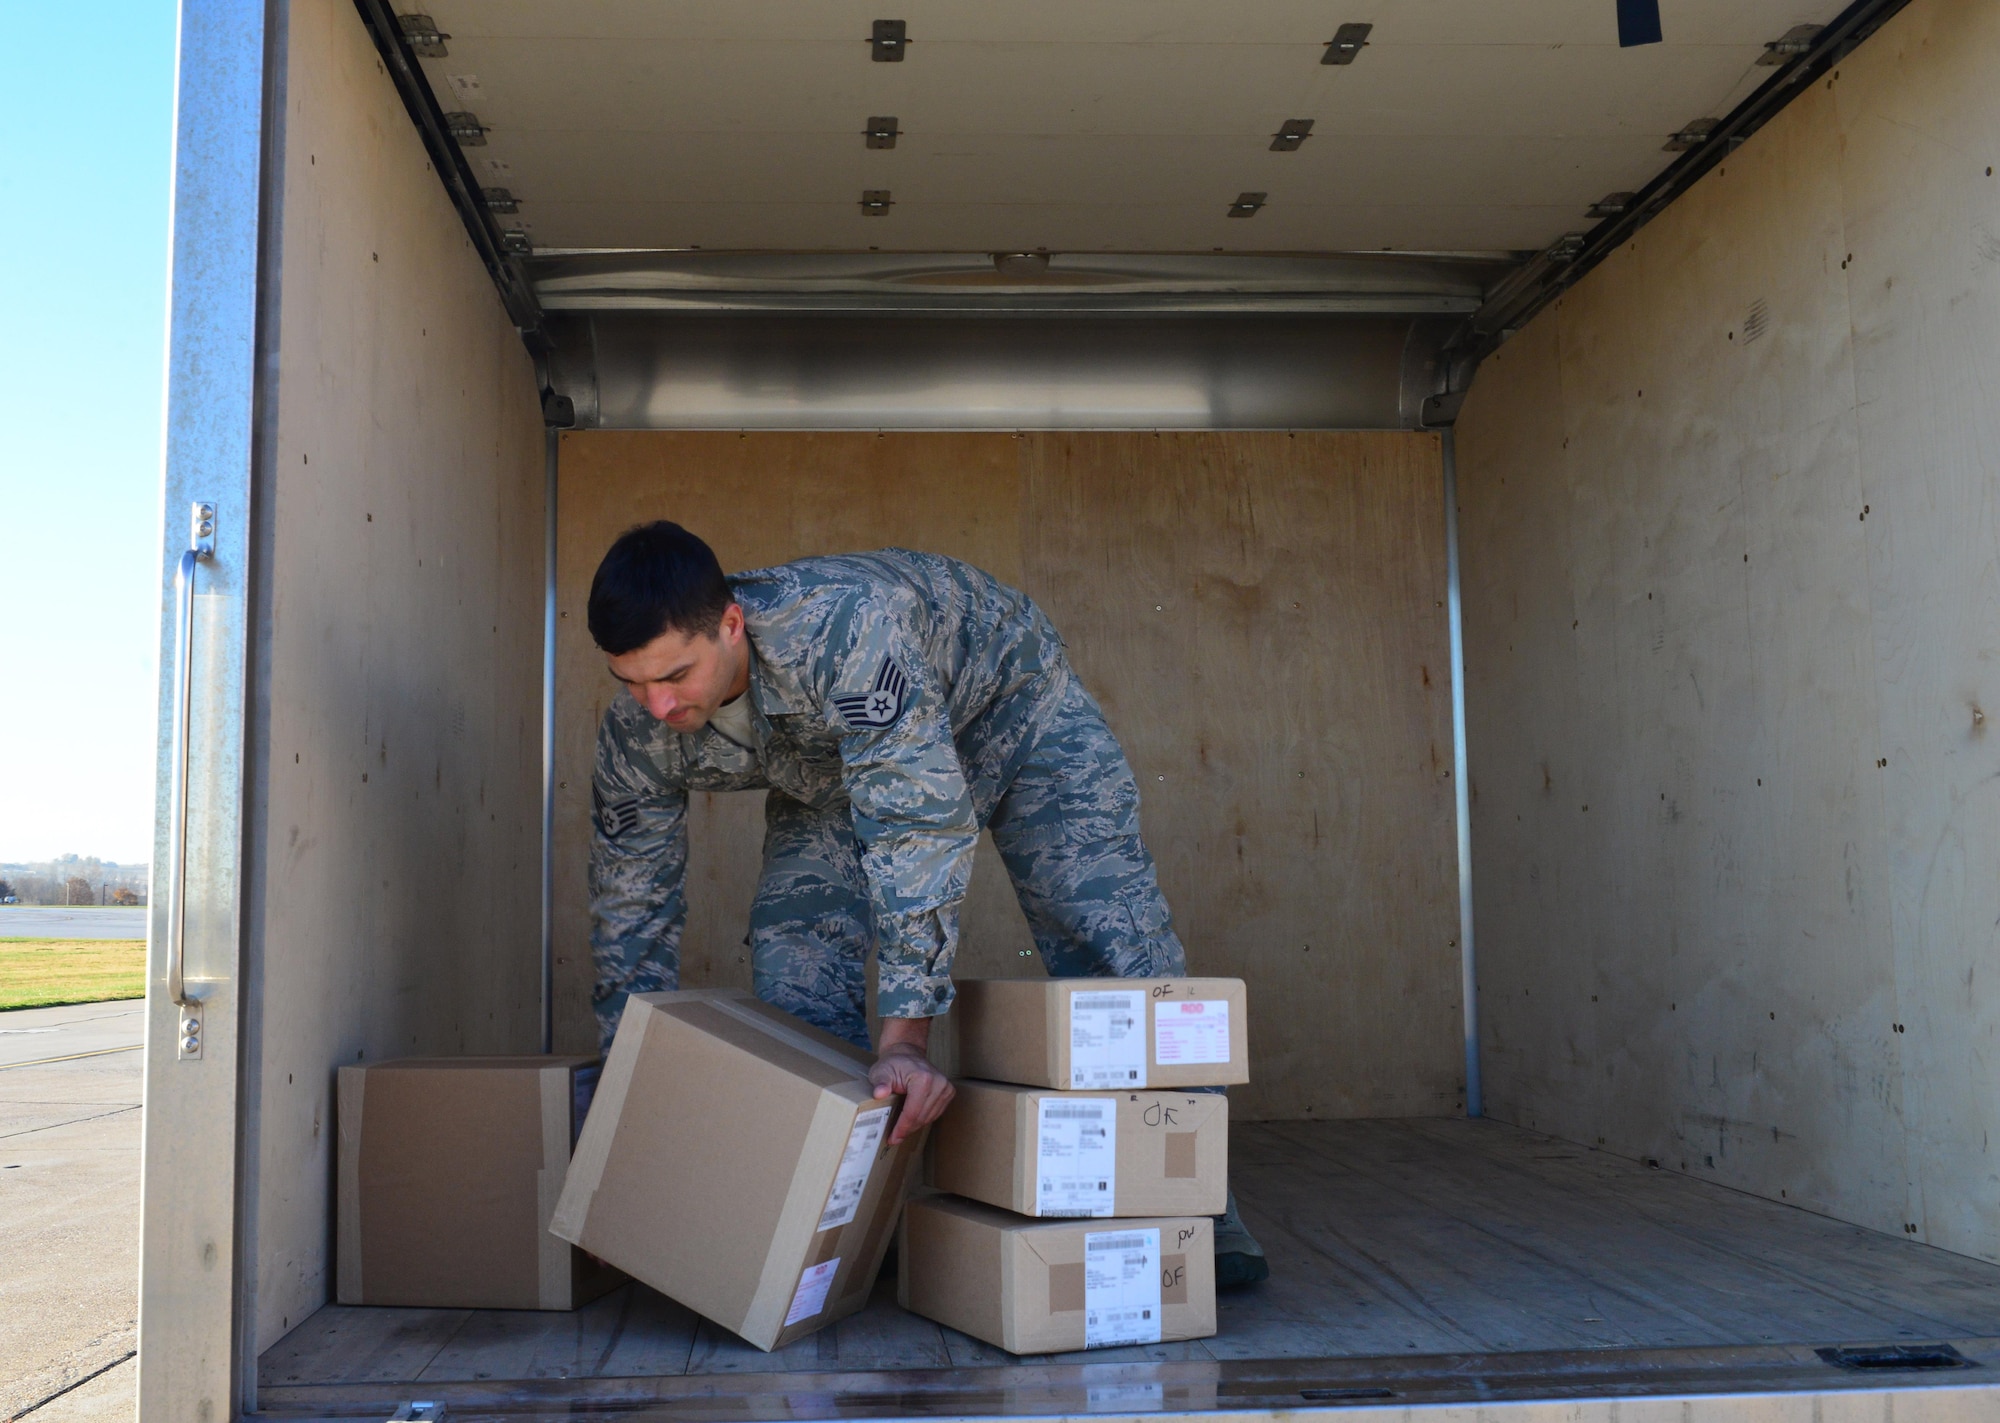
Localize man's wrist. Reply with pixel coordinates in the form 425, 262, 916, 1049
876, 1014, 933, 1057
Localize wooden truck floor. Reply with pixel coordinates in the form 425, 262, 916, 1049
257, 1118, 2000, 1418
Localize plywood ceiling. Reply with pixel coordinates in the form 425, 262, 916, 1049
410, 1, 1848, 256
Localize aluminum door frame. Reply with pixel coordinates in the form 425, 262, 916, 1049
139, 1, 283, 1419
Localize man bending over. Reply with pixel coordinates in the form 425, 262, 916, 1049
586, 522, 1266, 1285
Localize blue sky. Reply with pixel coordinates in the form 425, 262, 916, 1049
0, 1, 177, 863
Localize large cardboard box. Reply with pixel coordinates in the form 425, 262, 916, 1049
954, 977, 1249, 1089
899, 1194, 1215, 1354
336, 1055, 621, 1310
930, 1080, 1227, 1218
551, 988, 925, 1351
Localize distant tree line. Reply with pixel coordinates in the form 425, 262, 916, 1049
0, 857, 148, 907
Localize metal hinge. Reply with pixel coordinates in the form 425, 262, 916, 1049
1227, 191, 1267, 218
481, 187, 520, 214
860, 189, 894, 215
864, 116, 901, 150
1663, 117, 1719, 152
444, 111, 487, 146
396, 13, 449, 58
1757, 23, 1824, 64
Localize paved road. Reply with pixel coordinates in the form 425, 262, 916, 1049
0, 1000, 147, 1069
1, 1000, 143, 1420
0, 906, 148, 941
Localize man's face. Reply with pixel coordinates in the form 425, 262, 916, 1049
606, 604, 748, 731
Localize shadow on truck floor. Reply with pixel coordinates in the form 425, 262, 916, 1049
258, 1119, 2000, 1416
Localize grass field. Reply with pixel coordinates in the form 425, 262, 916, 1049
0, 938, 147, 1011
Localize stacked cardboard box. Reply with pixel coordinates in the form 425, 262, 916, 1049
903, 977, 1247, 1354
337, 1055, 623, 1310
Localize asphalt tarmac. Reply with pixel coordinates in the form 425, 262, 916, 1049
1, 1000, 144, 1420
0, 907, 149, 941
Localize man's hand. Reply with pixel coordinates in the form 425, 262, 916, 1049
871, 1016, 954, 1145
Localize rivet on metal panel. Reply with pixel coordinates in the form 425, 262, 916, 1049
1321, 23, 1371, 65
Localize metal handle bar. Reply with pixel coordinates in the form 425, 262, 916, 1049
166, 503, 216, 1010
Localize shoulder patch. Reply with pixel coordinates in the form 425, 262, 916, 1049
595, 784, 643, 839
832, 657, 911, 731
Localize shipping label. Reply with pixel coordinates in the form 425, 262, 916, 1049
817, 1106, 891, 1232
1036, 1096, 1116, 1216
1153, 999, 1231, 1066
1083, 1227, 1163, 1348
784, 1257, 840, 1326
1069, 989, 1147, 1088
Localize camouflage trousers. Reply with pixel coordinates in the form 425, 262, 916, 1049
594, 675, 1187, 1051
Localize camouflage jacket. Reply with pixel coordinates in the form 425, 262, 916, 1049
589, 550, 1072, 1018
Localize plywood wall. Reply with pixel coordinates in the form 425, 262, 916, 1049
1455, 0, 2000, 1261
248, 0, 548, 1351
552, 430, 1462, 1121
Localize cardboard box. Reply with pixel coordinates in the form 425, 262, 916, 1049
551, 988, 925, 1351
899, 1194, 1215, 1354
929, 1080, 1227, 1218
336, 1055, 622, 1310
954, 977, 1249, 1090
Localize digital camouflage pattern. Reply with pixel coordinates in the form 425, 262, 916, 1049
589, 549, 1186, 1049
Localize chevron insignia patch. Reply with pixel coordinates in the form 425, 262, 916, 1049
832, 657, 911, 730
595, 786, 642, 839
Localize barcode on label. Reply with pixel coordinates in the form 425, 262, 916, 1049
1083, 1226, 1162, 1347
1068, 988, 1147, 1090
1037, 1095, 1115, 1216
817, 1106, 890, 1232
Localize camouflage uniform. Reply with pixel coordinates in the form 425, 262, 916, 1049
589, 549, 1186, 1050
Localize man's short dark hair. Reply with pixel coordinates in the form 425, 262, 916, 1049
587, 521, 733, 654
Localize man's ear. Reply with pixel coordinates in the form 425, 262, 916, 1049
719, 602, 746, 642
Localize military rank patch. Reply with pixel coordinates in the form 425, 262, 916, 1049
833, 656, 911, 730
595, 785, 643, 839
